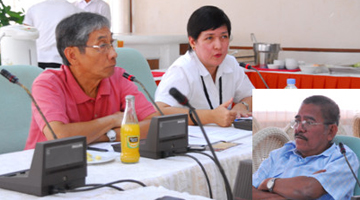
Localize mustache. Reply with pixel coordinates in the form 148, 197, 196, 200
295, 132, 308, 141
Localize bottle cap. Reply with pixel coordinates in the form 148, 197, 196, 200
287, 78, 296, 84
125, 95, 135, 100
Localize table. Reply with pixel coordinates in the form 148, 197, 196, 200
0, 125, 251, 200
0, 184, 211, 200
245, 70, 360, 89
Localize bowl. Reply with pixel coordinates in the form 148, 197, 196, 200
267, 64, 280, 69
273, 60, 285, 69
299, 64, 320, 73
285, 58, 298, 70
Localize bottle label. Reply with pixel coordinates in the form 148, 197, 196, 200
127, 136, 139, 149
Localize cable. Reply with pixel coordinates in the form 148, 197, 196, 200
195, 150, 244, 200
67, 179, 146, 193
177, 154, 213, 199
339, 142, 360, 188
17, 82, 58, 139
0, 69, 58, 139
122, 72, 164, 115
191, 109, 233, 200
239, 62, 269, 89
67, 184, 124, 192
195, 151, 216, 163
344, 155, 360, 187
169, 88, 233, 200
253, 68, 270, 89
193, 151, 233, 198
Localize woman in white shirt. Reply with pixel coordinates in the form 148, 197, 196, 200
155, 5, 254, 127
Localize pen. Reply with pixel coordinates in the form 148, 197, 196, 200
87, 147, 108, 152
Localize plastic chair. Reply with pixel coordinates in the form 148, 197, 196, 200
352, 113, 360, 138
333, 135, 360, 195
233, 159, 252, 200
252, 117, 261, 135
283, 122, 295, 140
252, 127, 290, 172
0, 65, 43, 154
336, 124, 348, 135
115, 47, 157, 101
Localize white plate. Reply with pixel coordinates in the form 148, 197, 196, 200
87, 150, 117, 165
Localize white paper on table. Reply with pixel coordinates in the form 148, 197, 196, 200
89, 142, 120, 152
188, 124, 252, 146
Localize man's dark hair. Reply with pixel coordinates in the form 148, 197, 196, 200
302, 95, 340, 126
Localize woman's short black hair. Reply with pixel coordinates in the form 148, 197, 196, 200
187, 5, 231, 51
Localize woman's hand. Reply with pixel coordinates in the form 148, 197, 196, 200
213, 98, 237, 127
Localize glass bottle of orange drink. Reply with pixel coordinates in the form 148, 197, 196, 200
120, 95, 140, 163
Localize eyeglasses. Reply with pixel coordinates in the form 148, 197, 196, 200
290, 120, 332, 130
84, 43, 114, 53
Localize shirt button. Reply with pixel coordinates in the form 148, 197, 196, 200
94, 114, 98, 118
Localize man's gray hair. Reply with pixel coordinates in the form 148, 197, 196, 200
55, 12, 110, 66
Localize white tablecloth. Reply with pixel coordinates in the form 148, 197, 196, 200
0, 126, 251, 200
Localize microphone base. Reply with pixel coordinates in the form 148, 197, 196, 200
352, 196, 360, 200
140, 114, 188, 159
0, 136, 87, 196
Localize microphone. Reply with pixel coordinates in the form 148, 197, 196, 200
0, 69, 19, 83
169, 87, 233, 200
239, 62, 269, 89
339, 142, 346, 154
122, 72, 164, 116
0, 69, 58, 140
169, 87, 192, 109
123, 72, 135, 82
239, 62, 253, 70
339, 142, 360, 188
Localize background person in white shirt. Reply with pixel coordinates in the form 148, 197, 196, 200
23, 0, 82, 69
155, 6, 254, 127
73, 0, 111, 25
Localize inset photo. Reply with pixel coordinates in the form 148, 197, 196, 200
252, 89, 360, 200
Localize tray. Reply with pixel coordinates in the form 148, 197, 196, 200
327, 65, 360, 74
252, 66, 301, 72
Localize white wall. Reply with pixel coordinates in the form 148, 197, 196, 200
131, 0, 360, 65
5, 0, 360, 65
132, 0, 360, 48
6, 0, 360, 48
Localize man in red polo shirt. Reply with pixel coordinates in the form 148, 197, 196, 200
25, 12, 157, 149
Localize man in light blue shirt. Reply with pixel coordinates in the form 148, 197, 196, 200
253, 95, 359, 200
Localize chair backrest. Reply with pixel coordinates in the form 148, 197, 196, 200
283, 123, 295, 140
0, 65, 43, 154
115, 47, 157, 101
333, 135, 360, 195
336, 124, 348, 135
252, 117, 261, 134
233, 159, 252, 200
353, 114, 360, 138
252, 127, 290, 172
